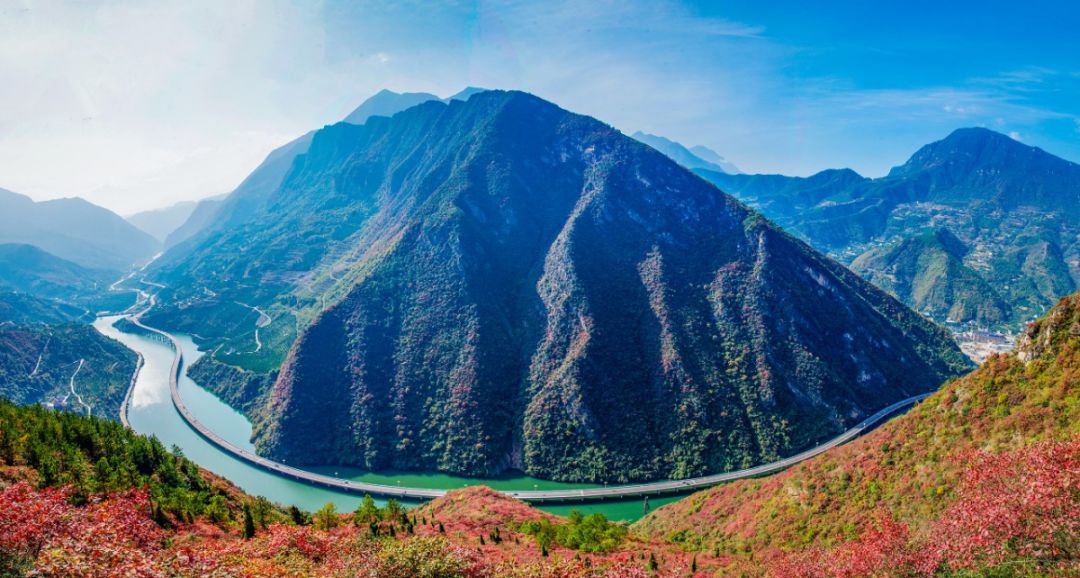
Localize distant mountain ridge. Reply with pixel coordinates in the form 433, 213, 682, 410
697, 128, 1080, 330
631, 131, 739, 174
0, 188, 159, 271
146, 90, 967, 483
127, 199, 216, 243
0, 243, 116, 307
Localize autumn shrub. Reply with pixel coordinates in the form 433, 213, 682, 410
372, 536, 491, 578
766, 440, 1080, 578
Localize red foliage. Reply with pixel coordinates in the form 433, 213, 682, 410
920, 440, 1079, 573
0, 483, 72, 570
0, 482, 170, 576
766, 511, 915, 578
766, 440, 1080, 577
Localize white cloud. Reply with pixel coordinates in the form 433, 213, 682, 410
0, 1, 1077, 212
1009, 131, 1023, 141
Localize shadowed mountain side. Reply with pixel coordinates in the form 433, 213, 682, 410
238, 91, 968, 483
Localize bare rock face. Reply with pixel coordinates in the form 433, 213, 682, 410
1018, 295, 1080, 362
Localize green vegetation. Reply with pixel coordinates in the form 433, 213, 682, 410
236, 90, 966, 484
186, 354, 276, 418
0, 399, 250, 524
520, 510, 628, 553
0, 243, 137, 314
0, 322, 137, 419
700, 128, 1080, 332
634, 293, 1080, 563
852, 228, 1010, 325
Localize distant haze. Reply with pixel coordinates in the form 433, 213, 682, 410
0, 0, 1077, 214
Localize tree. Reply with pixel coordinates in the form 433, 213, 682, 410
385, 498, 403, 520
242, 503, 256, 540
353, 494, 380, 526
204, 495, 229, 527
251, 496, 275, 529
313, 502, 339, 531
288, 505, 307, 526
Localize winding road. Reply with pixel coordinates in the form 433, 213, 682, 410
119, 309, 929, 503
60, 359, 92, 416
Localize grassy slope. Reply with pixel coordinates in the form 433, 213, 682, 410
633, 294, 1079, 558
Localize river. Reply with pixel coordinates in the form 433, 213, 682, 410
93, 315, 677, 521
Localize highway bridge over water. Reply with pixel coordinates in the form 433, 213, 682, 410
121, 313, 929, 504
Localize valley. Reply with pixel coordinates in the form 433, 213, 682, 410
92, 313, 682, 521
1, 9, 1077, 571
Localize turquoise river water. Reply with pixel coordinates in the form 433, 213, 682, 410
93, 315, 678, 521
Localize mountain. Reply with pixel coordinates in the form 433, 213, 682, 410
697, 167, 868, 226
0, 243, 138, 419
146, 90, 967, 483
127, 200, 201, 242
0, 283, 1073, 578
697, 128, 1080, 331
0, 322, 138, 419
849, 228, 1010, 324
634, 291, 1080, 576
0, 243, 115, 304
162, 196, 225, 248
343, 87, 487, 125
0, 188, 159, 271
342, 89, 440, 125
447, 86, 489, 102
631, 131, 740, 173
0, 292, 88, 325
158, 89, 483, 252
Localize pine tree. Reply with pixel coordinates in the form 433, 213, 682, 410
648, 552, 658, 571
242, 503, 256, 540
288, 505, 306, 526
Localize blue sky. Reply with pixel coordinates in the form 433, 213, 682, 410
0, 0, 1077, 213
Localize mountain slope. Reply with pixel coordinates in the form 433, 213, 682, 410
0, 188, 159, 271
632, 131, 739, 173
634, 292, 1080, 569
159, 89, 472, 254
145, 90, 971, 483
698, 129, 1080, 331
850, 228, 1010, 324
0, 292, 88, 325
127, 200, 201, 242
0, 322, 138, 419
0, 243, 116, 305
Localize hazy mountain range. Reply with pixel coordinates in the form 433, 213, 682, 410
630, 131, 740, 174
0, 188, 158, 271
